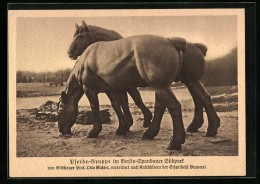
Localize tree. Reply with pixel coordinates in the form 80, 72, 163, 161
22, 76, 27, 83
27, 76, 33, 83
16, 71, 23, 83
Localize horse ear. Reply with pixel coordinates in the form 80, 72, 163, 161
75, 23, 79, 29
82, 21, 89, 32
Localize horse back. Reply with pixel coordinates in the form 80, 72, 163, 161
78, 35, 181, 89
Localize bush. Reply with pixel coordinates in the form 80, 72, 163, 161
202, 47, 237, 86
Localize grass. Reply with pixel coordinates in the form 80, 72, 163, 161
17, 83, 66, 97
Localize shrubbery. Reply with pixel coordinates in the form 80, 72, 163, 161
202, 47, 237, 86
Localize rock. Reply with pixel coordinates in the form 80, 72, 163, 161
76, 109, 111, 125
35, 101, 59, 120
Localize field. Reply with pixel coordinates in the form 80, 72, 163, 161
16, 82, 236, 97
15, 83, 238, 157
16, 83, 66, 97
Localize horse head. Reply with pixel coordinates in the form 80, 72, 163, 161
67, 21, 94, 60
57, 91, 78, 135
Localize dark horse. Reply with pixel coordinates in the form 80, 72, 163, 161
68, 21, 220, 134
58, 21, 220, 150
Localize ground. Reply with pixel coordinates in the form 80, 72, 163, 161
16, 84, 238, 157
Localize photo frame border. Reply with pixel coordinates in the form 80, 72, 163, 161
2, 2, 257, 183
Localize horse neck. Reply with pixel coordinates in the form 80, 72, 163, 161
65, 73, 83, 106
89, 27, 123, 42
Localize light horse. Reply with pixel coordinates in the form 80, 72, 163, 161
68, 23, 153, 129
58, 21, 220, 150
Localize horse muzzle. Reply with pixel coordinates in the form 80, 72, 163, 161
67, 51, 78, 60
58, 121, 72, 135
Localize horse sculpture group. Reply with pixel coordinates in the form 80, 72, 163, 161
57, 21, 220, 150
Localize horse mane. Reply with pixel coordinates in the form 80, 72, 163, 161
64, 60, 81, 96
88, 25, 123, 40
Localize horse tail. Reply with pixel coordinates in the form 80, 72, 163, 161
167, 37, 187, 82
194, 43, 207, 56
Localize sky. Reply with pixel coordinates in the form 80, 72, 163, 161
16, 16, 237, 72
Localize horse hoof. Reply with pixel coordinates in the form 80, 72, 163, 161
143, 120, 151, 128
167, 142, 182, 150
142, 131, 154, 140
186, 125, 198, 132
87, 130, 99, 138
206, 130, 218, 137
116, 129, 126, 135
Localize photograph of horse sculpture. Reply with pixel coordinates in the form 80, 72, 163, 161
16, 16, 238, 156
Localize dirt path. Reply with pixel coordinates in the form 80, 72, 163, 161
16, 102, 238, 157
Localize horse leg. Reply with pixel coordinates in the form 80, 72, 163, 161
186, 81, 220, 136
186, 84, 204, 132
118, 90, 134, 129
106, 91, 129, 135
127, 88, 153, 128
84, 87, 102, 138
153, 87, 186, 150
142, 94, 166, 139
